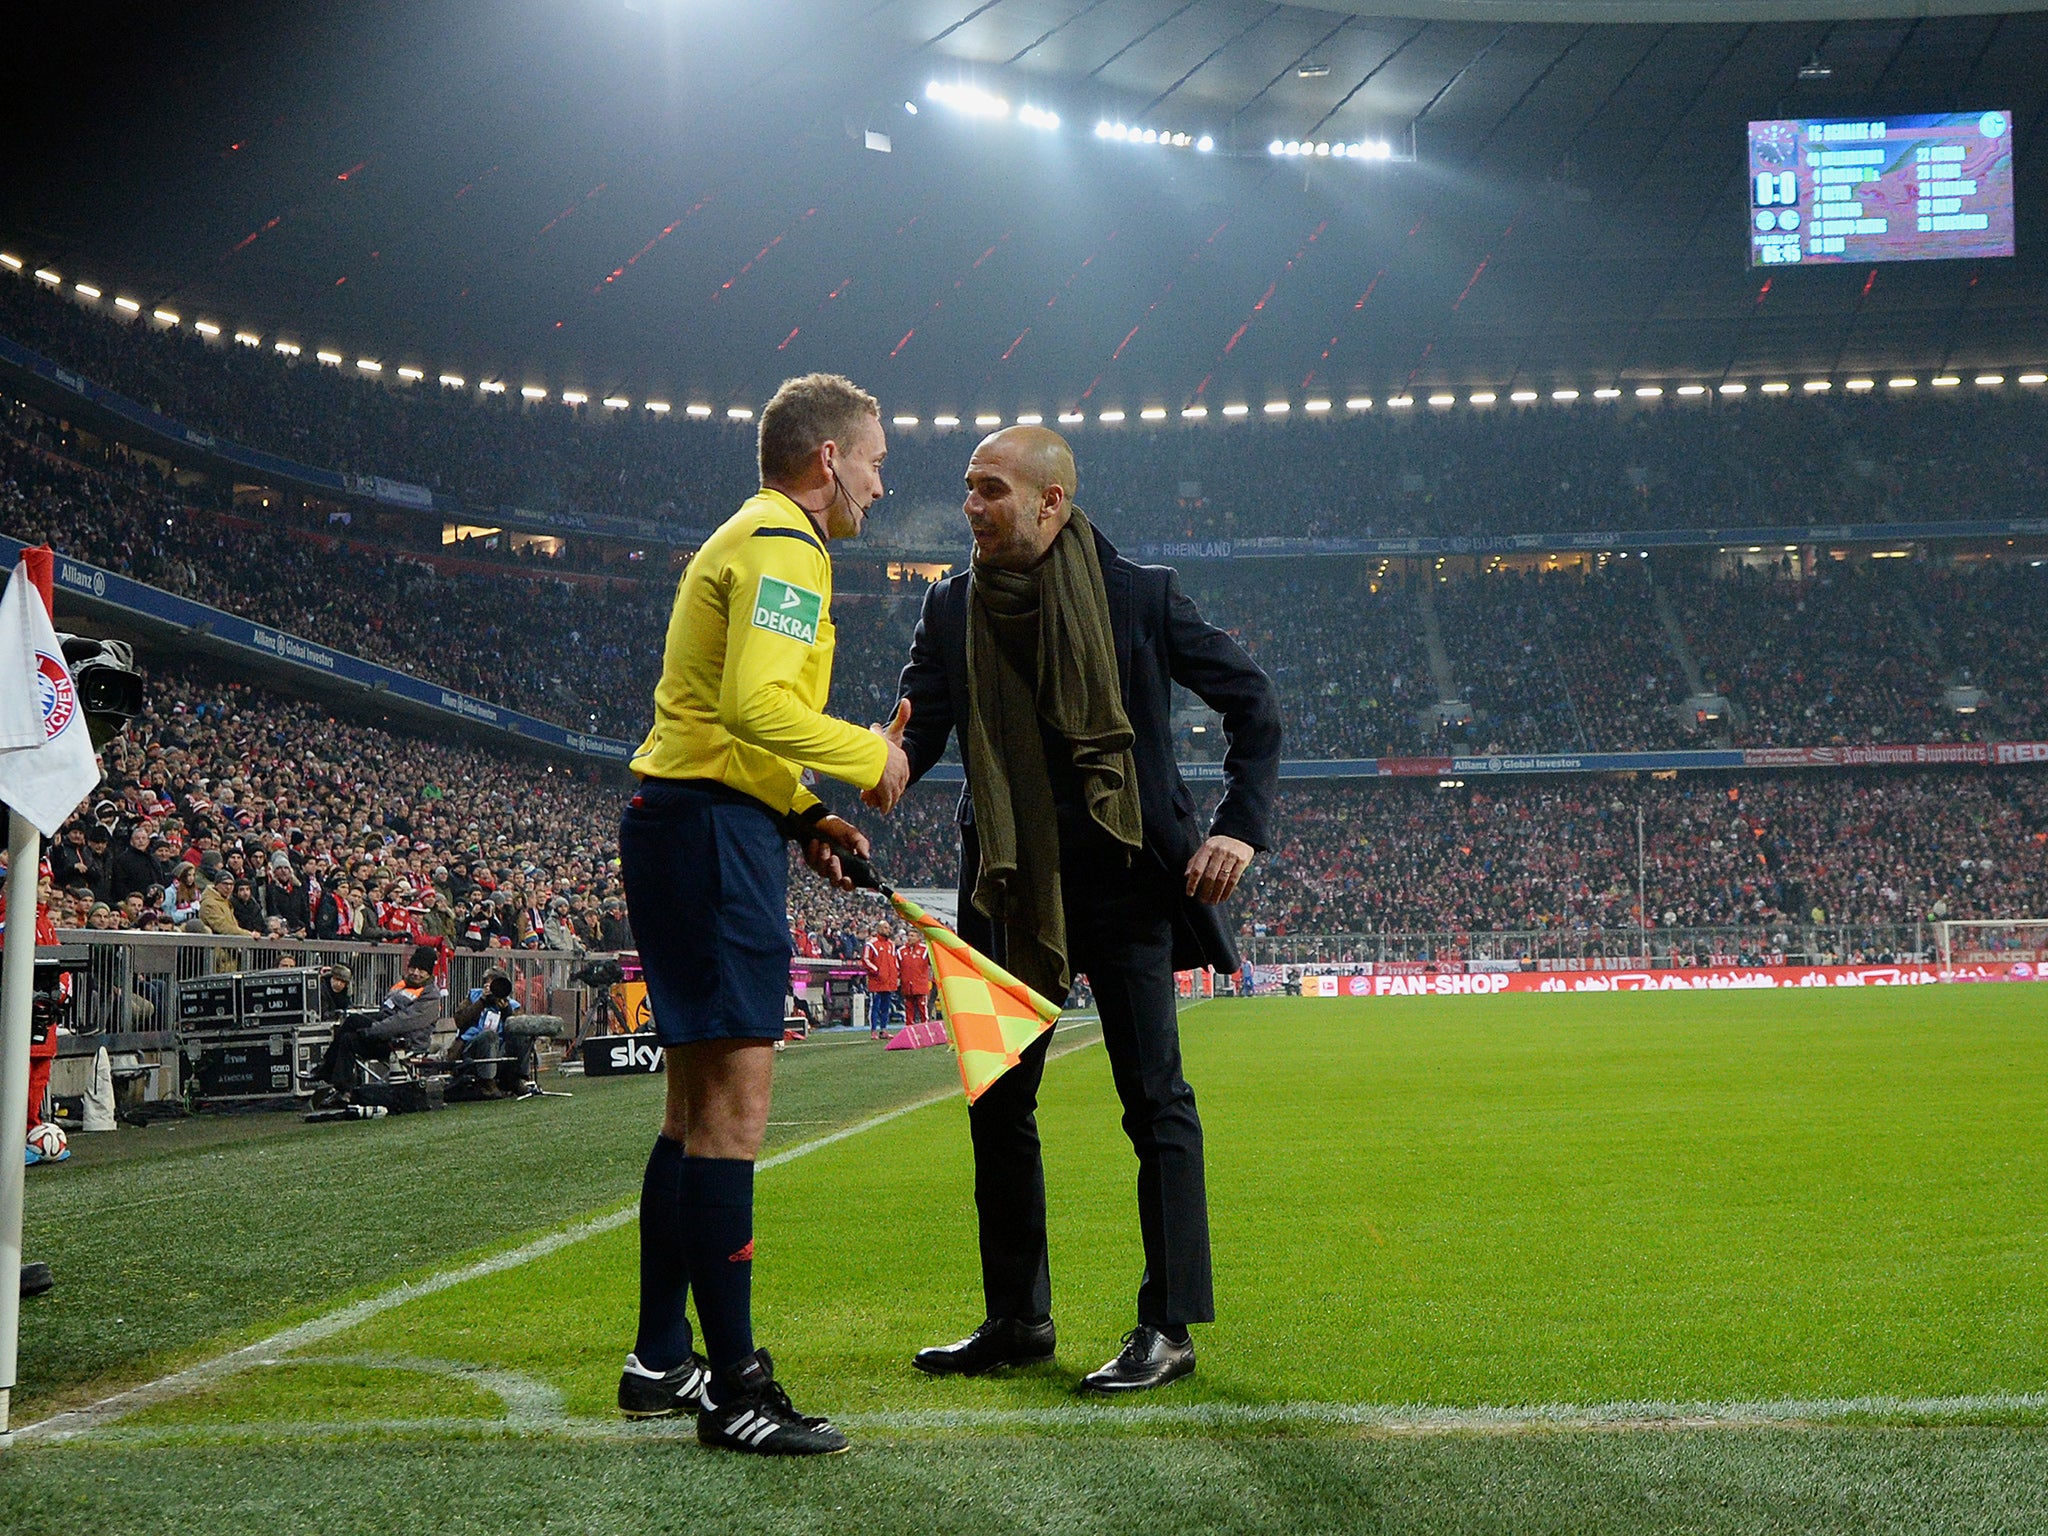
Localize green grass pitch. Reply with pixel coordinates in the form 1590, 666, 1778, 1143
6, 989, 2048, 1533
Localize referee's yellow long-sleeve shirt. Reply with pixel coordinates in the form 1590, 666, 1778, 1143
630, 488, 887, 817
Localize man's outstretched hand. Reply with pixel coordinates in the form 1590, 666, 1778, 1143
804, 815, 872, 892
1184, 834, 1255, 904
863, 698, 912, 812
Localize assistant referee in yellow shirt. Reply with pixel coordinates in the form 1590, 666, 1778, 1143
614, 373, 908, 1456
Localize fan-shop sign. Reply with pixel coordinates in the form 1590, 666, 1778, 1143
1305, 973, 1514, 997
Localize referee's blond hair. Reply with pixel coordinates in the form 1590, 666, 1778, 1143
758, 373, 880, 483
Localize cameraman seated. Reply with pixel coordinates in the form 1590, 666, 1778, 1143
309, 945, 444, 1110
440, 966, 531, 1101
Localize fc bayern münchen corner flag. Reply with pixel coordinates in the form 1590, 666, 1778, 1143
0, 549, 99, 836
832, 850, 1061, 1104
887, 892, 1061, 1104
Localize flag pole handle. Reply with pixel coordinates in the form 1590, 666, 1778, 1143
836, 849, 889, 896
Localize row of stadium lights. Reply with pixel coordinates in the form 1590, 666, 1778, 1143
917, 81, 1398, 162
12, 252, 2047, 423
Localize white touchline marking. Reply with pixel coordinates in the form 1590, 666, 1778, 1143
44, 1388, 2048, 1448
17, 1020, 1111, 1444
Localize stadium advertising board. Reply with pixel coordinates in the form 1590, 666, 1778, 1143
1303, 962, 2043, 997
1749, 112, 2015, 267
0, 533, 638, 766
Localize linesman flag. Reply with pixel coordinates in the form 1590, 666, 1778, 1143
0, 548, 100, 836
886, 892, 1061, 1103
836, 841, 1061, 1102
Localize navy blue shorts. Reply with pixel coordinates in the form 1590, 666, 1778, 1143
619, 779, 791, 1047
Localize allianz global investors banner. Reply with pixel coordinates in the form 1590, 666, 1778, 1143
1302, 963, 2046, 997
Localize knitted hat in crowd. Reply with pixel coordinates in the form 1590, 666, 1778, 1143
407, 945, 439, 973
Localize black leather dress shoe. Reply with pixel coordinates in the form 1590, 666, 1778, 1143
912, 1316, 1057, 1376
1079, 1325, 1195, 1392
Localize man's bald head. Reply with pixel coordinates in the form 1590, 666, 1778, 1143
964, 427, 1079, 570
977, 425, 1076, 500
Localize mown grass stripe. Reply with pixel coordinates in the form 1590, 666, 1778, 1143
41, 1388, 2048, 1449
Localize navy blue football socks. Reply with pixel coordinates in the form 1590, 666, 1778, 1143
680, 1155, 757, 1373
632, 1135, 694, 1371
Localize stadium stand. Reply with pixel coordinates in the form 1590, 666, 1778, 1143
8, 268, 2048, 546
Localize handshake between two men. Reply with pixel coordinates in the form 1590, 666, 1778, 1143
801, 694, 1256, 908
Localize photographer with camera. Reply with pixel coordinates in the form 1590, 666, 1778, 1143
442, 966, 528, 1101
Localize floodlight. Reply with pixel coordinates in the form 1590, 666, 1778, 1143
1015, 413, 1043, 425
1139, 406, 1166, 420
1057, 411, 1084, 424
1018, 104, 1059, 131
316, 351, 344, 365
1305, 399, 1331, 413
1222, 403, 1248, 417
1931, 376, 1960, 387
1430, 393, 1457, 406
2020, 373, 2047, 385
1719, 382, 1747, 394
1845, 378, 1875, 390
34, 268, 59, 285
1263, 401, 1289, 414
0, 253, 19, 269
437, 373, 464, 387
1510, 390, 1538, 403
397, 366, 423, 380
1804, 380, 1831, 392
1593, 387, 1621, 399
1345, 397, 1371, 410
726, 406, 752, 420
1099, 409, 1125, 423
478, 379, 505, 392
114, 297, 140, 312
604, 397, 630, 409
1268, 140, 1284, 155
1182, 406, 1208, 419
1635, 386, 1663, 398
1387, 395, 1414, 408
1761, 382, 1789, 393
934, 414, 960, 426
75, 283, 100, 299
276, 342, 302, 357
649, 401, 675, 413
925, 81, 1008, 119
1196, 136, 1213, 152
236, 332, 263, 347
361, 359, 385, 373
683, 403, 709, 417
974, 413, 1001, 426
892, 415, 919, 426
1974, 374, 2005, 386
155, 309, 181, 325
562, 391, 588, 405
1469, 392, 1496, 405
1551, 389, 1578, 401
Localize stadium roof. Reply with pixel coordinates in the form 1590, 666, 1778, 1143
4, 1, 2046, 415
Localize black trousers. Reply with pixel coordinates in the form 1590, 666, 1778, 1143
967, 834, 1214, 1328
317, 1017, 396, 1088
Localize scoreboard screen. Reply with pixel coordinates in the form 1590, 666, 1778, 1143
1748, 111, 2014, 267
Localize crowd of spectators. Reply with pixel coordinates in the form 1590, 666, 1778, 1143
31, 661, 635, 950
11, 651, 2046, 963
10, 267, 2048, 547
1230, 769, 2048, 937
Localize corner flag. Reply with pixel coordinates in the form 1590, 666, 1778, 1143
886, 893, 1060, 1104
0, 550, 99, 836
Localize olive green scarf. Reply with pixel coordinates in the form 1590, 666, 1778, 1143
964, 508, 1143, 1001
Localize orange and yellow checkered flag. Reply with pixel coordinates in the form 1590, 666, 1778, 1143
888, 893, 1061, 1103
